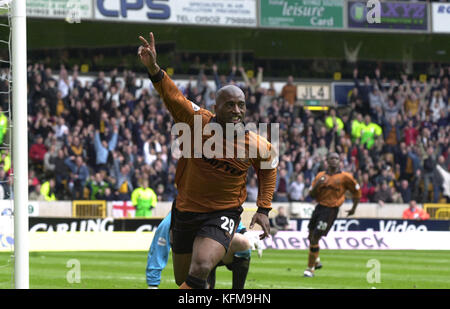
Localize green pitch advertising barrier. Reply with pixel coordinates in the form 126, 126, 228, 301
260, 0, 344, 29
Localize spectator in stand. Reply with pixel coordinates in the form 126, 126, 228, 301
29, 134, 47, 169
351, 113, 364, 142
53, 117, 69, 140
372, 181, 393, 205
246, 177, 258, 203
402, 200, 430, 220
0, 108, 8, 146
93, 70, 107, 94
369, 85, 385, 116
86, 172, 110, 200
155, 184, 166, 201
288, 174, 305, 202
422, 146, 437, 203
275, 168, 290, 202
150, 159, 168, 190
281, 75, 297, 106
94, 127, 118, 172
398, 179, 412, 203
40, 178, 56, 201
325, 108, 344, 137
403, 118, 419, 147
390, 186, 403, 203
97, 186, 117, 201
131, 178, 157, 217
29, 184, 45, 201
382, 98, 402, 121
359, 172, 375, 203
64, 155, 90, 199
272, 206, 292, 231
68, 135, 84, 157
353, 68, 371, 116
43, 144, 58, 178
28, 169, 40, 193
239, 66, 263, 96
212, 64, 236, 90
112, 151, 134, 200
430, 90, 446, 123
360, 115, 382, 150
403, 91, 420, 118
411, 168, 424, 203
383, 116, 402, 154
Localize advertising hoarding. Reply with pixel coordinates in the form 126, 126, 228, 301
432, 3, 450, 33
94, 0, 257, 27
347, 1, 428, 31
27, 0, 93, 20
260, 0, 344, 29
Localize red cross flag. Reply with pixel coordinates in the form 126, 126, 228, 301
112, 201, 135, 218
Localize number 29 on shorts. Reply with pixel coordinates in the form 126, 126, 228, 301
220, 216, 235, 234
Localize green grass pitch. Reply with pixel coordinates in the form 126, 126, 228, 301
0, 250, 449, 289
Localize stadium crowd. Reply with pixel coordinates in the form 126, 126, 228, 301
1, 60, 449, 205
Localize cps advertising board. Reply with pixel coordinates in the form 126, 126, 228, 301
94, 0, 257, 27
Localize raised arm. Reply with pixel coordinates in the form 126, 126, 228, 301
138, 32, 200, 125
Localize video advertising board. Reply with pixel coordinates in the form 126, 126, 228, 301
347, 1, 428, 31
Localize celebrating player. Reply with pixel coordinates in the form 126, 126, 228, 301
138, 32, 277, 289
304, 152, 361, 277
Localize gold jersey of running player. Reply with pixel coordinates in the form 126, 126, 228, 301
312, 171, 362, 208
152, 70, 277, 213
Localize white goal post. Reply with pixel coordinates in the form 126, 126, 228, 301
11, 0, 28, 289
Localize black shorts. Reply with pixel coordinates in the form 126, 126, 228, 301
308, 204, 339, 237
170, 201, 243, 254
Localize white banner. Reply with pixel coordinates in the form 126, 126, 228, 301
432, 3, 450, 33
0, 200, 40, 217
94, 0, 257, 27
2, 231, 449, 252
5, 232, 154, 252
0, 200, 40, 252
247, 231, 450, 250
0, 201, 13, 251
26, 0, 93, 20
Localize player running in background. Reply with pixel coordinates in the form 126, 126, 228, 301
304, 152, 361, 277
138, 32, 277, 289
146, 212, 263, 289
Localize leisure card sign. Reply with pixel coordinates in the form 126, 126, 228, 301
260, 0, 344, 29
432, 3, 450, 33
348, 1, 428, 31
94, 0, 257, 27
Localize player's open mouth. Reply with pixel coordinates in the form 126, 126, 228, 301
231, 116, 241, 123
